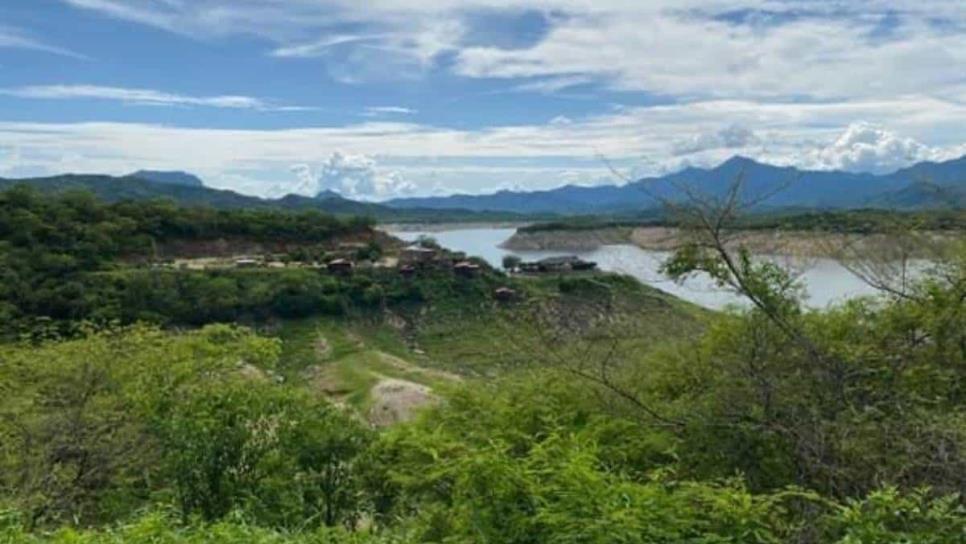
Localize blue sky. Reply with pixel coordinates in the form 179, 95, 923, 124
1, 0, 964, 200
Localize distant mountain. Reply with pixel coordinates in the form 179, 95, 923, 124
0, 173, 530, 223
386, 155, 966, 214
128, 170, 205, 187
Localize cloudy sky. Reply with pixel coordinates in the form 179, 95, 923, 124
1, 0, 965, 200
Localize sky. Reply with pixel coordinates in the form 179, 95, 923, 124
0, 0, 965, 200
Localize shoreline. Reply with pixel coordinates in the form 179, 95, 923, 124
380, 222, 530, 233
503, 225, 957, 259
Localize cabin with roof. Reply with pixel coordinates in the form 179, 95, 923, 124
400, 244, 438, 265
327, 258, 354, 275
494, 286, 517, 302
453, 260, 481, 278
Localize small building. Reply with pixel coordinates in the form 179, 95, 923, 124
494, 287, 517, 302
399, 265, 416, 278
235, 258, 259, 269
400, 244, 438, 265
327, 258, 354, 275
453, 260, 481, 278
536, 255, 596, 272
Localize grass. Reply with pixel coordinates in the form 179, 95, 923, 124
274, 315, 454, 413
269, 271, 709, 415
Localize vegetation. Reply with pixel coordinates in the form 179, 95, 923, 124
519, 208, 966, 234
0, 186, 374, 335
0, 176, 541, 223
1, 189, 965, 541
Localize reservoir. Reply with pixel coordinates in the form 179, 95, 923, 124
387, 226, 895, 310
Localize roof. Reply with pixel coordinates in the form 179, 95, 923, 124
454, 260, 480, 268
538, 255, 582, 266
403, 244, 436, 253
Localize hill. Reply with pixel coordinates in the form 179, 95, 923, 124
386, 155, 966, 214
129, 169, 205, 187
0, 173, 532, 222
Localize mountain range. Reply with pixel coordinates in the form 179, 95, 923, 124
1, 155, 963, 219
385, 155, 966, 214
0, 172, 528, 222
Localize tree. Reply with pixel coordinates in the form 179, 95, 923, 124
502, 254, 521, 272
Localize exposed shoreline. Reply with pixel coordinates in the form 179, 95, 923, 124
503, 225, 957, 258
380, 222, 529, 233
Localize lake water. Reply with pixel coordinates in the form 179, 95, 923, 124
387, 226, 891, 310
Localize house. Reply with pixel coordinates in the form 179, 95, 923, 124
327, 258, 354, 275
235, 258, 259, 269
453, 260, 481, 278
399, 265, 416, 278
536, 255, 597, 272
400, 244, 437, 265
537, 255, 581, 272
494, 287, 517, 301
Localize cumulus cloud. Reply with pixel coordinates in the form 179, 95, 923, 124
807, 122, 966, 174
279, 152, 416, 200
671, 124, 759, 156
0, 85, 310, 111
1, 96, 965, 197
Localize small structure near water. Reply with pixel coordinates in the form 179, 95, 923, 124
327, 258, 354, 275
519, 255, 598, 273
494, 287, 517, 301
400, 244, 438, 266
454, 260, 481, 278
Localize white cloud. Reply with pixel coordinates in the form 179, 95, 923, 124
275, 152, 416, 200
671, 124, 759, 156
0, 145, 21, 174
0, 85, 310, 111
512, 75, 595, 94
364, 106, 418, 116
270, 34, 391, 58
1, 95, 964, 197
806, 122, 966, 174
0, 25, 88, 59
455, 12, 966, 101
60, 1, 966, 100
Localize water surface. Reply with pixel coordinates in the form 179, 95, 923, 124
388, 227, 890, 310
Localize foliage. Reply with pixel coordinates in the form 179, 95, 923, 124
0, 325, 371, 530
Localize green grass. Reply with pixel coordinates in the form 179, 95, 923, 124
269, 271, 708, 414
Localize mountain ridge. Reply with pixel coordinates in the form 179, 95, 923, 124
128, 170, 206, 187
385, 155, 966, 213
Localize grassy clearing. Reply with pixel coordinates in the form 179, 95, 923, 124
271, 272, 708, 414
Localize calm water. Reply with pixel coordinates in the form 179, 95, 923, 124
387, 226, 890, 310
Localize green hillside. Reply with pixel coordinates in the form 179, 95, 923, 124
1, 188, 965, 542
0, 174, 535, 223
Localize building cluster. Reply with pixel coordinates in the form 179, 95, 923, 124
400, 244, 482, 277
